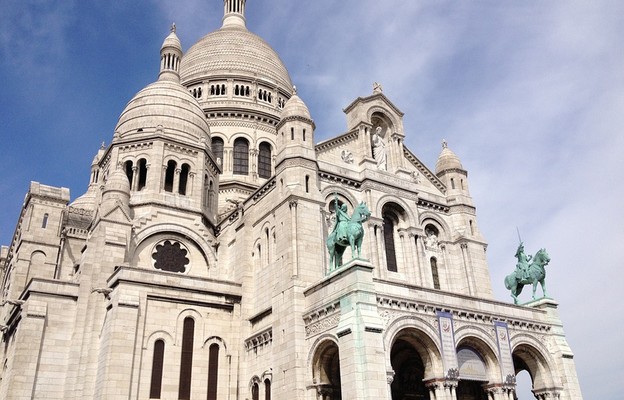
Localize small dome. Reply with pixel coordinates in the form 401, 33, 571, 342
70, 186, 98, 210
435, 140, 463, 174
161, 29, 181, 52
104, 169, 130, 195
281, 89, 311, 119
114, 80, 210, 145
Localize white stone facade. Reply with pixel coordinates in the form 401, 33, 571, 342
0, 1, 581, 399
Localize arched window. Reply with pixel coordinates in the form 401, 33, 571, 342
264, 379, 271, 400
305, 175, 310, 193
430, 257, 440, 289
211, 137, 224, 170
124, 160, 134, 188
178, 317, 195, 400
303, 128, 306, 141
383, 215, 398, 272
42, 213, 49, 229
252, 382, 259, 400
233, 138, 249, 175
382, 203, 406, 273
207, 344, 219, 400
258, 142, 272, 179
179, 163, 190, 195
149, 340, 165, 399
137, 158, 148, 190
164, 160, 176, 192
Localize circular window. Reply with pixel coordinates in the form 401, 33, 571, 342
151, 240, 190, 273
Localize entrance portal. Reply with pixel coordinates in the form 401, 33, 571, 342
390, 338, 430, 400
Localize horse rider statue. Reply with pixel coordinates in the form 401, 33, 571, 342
514, 242, 532, 281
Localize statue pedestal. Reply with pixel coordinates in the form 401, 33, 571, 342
334, 259, 388, 399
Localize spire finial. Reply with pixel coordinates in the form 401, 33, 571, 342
170, 22, 176, 33
373, 82, 383, 94
292, 85, 297, 95
442, 139, 448, 149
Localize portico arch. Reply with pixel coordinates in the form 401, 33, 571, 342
512, 340, 562, 398
310, 338, 342, 400
455, 335, 500, 400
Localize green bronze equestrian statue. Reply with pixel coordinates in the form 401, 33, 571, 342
326, 194, 371, 271
505, 243, 550, 304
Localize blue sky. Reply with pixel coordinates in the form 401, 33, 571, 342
1, 1, 623, 398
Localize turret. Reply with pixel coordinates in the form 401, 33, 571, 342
276, 87, 316, 163
158, 24, 182, 83
435, 139, 471, 200
275, 86, 318, 195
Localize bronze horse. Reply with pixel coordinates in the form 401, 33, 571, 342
326, 202, 371, 271
504, 248, 550, 304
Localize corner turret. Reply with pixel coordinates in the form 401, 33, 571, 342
435, 139, 470, 198
275, 86, 318, 195
158, 24, 182, 83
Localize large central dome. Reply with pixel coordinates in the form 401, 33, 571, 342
180, 24, 292, 90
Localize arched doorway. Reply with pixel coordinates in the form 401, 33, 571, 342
311, 340, 341, 400
455, 345, 491, 400
390, 338, 430, 400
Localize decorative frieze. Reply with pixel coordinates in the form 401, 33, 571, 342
245, 327, 273, 352
303, 301, 340, 337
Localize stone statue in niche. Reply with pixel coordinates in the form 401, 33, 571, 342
341, 149, 354, 164
424, 228, 438, 250
372, 126, 387, 171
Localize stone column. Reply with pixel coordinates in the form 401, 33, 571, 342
188, 172, 196, 196
367, 222, 380, 277
386, 370, 395, 400
378, 224, 388, 279
131, 166, 139, 191
289, 200, 298, 277
443, 378, 458, 400
425, 380, 443, 400
173, 167, 181, 193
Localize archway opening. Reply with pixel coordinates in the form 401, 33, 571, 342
514, 368, 535, 399
312, 341, 341, 400
390, 338, 430, 400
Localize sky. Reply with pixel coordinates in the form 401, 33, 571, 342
1, 1, 622, 398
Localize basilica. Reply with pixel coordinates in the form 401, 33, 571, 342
0, 1, 581, 399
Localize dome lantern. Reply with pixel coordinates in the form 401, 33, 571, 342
222, 0, 247, 29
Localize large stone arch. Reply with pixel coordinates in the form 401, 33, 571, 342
321, 187, 358, 210
418, 211, 452, 242
511, 333, 561, 393
308, 335, 342, 400
384, 315, 444, 380
376, 195, 416, 227
367, 107, 401, 134
131, 222, 216, 268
